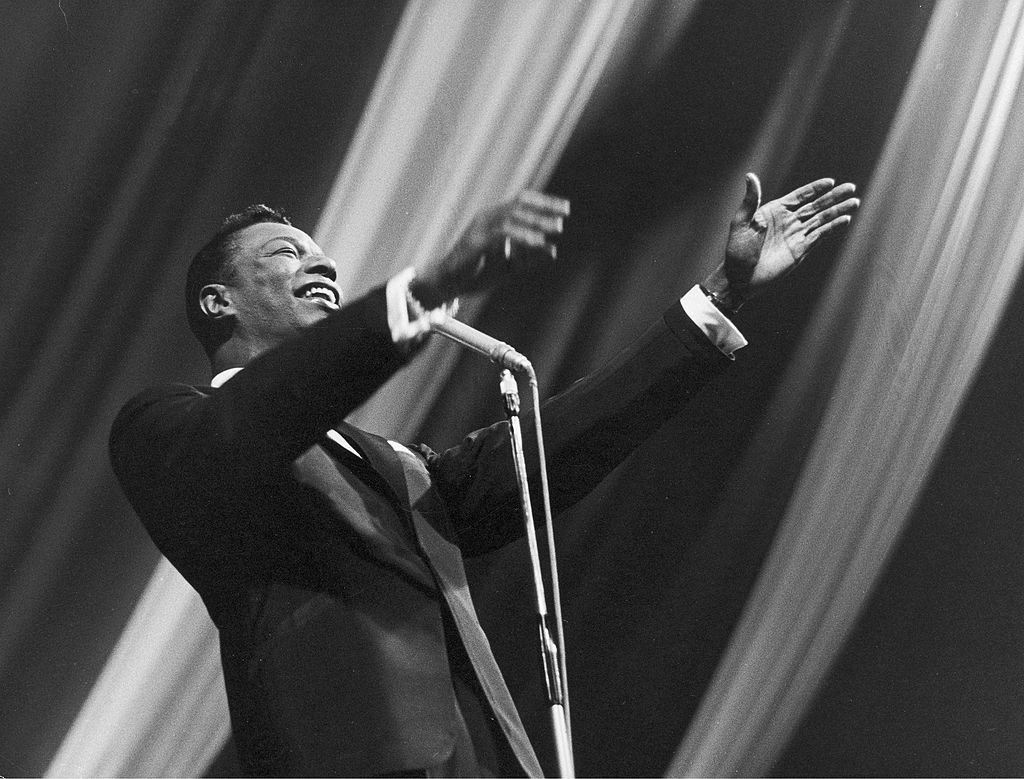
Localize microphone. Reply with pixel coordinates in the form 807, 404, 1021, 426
432, 316, 533, 374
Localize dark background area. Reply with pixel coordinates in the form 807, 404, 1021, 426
4, 1, 1023, 776
0, 2, 407, 773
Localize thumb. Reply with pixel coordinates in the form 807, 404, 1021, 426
732, 172, 762, 227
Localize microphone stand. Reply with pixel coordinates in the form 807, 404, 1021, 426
432, 317, 574, 776
499, 368, 574, 779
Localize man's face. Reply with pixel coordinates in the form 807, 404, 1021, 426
221, 222, 342, 349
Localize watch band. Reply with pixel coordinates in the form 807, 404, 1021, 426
698, 283, 742, 316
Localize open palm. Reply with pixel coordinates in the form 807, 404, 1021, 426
719, 173, 859, 306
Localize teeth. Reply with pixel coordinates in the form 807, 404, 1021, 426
302, 286, 336, 304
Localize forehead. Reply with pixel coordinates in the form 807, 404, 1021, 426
230, 221, 322, 258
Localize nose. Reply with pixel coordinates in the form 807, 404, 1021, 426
305, 254, 337, 281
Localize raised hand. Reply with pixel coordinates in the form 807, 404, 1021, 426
411, 190, 570, 309
704, 173, 859, 312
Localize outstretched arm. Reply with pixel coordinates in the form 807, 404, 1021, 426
114, 192, 572, 488
426, 174, 860, 551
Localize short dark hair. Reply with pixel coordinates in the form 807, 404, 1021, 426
185, 204, 291, 353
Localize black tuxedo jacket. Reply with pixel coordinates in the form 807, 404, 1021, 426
109, 286, 730, 776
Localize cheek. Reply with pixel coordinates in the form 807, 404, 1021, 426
251, 273, 295, 306
244, 283, 301, 326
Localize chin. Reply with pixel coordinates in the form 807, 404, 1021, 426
304, 309, 334, 327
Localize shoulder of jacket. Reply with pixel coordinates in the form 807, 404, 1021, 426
110, 382, 211, 442
117, 382, 210, 413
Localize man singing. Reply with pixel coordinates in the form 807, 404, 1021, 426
110, 174, 858, 777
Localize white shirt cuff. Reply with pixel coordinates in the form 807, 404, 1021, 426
680, 285, 748, 357
385, 267, 456, 345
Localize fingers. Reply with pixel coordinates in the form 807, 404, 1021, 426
508, 204, 564, 235
766, 178, 859, 250
778, 177, 836, 209
799, 186, 860, 244
518, 189, 571, 216
501, 190, 570, 259
795, 181, 857, 219
805, 203, 858, 244
502, 221, 558, 258
806, 213, 853, 244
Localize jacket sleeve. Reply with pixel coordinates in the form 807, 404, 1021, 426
110, 286, 407, 493
420, 301, 734, 556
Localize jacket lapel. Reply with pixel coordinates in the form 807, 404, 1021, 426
329, 423, 543, 777
292, 441, 435, 591
392, 446, 544, 778
333, 422, 412, 513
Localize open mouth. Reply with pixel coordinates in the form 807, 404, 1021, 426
297, 283, 340, 308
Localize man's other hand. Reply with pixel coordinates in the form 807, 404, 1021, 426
704, 173, 860, 312
411, 190, 570, 309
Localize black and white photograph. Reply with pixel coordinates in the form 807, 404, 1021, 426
1, 1, 1021, 776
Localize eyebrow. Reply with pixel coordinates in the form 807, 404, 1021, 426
259, 235, 297, 249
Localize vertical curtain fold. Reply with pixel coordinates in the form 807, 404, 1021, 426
3, 1, 412, 774
46, 3, 680, 775
334, 0, 691, 441
669, 1, 1024, 774
13, 0, 987, 774
48, 565, 227, 777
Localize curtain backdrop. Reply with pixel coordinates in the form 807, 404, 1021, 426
329, 0, 698, 440
45, 2, 690, 776
402, 1, 947, 775
9, 1, 1024, 777
670, 0, 1024, 774
0, 4, 408, 775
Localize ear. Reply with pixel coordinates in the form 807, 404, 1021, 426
199, 283, 236, 321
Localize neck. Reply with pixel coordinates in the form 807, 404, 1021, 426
209, 338, 263, 376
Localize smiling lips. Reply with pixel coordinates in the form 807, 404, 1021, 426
297, 283, 340, 308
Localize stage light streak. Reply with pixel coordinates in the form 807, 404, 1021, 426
669, 2, 1024, 775
45, 2, 680, 775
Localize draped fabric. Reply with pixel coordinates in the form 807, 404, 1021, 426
5, 0, 1024, 776
670, 0, 1024, 774
409, 3, 937, 774
48, 564, 228, 777
45, 2, 688, 776
330, 0, 698, 440
0, 4, 409, 776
